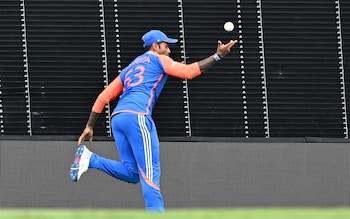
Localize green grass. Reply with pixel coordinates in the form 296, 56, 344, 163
1, 208, 350, 219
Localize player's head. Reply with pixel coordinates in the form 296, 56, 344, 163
142, 30, 178, 47
142, 30, 178, 56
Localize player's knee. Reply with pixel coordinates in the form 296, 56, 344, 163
129, 172, 140, 184
129, 177, 140, 184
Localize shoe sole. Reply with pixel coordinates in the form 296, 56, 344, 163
69, 145, 86, 182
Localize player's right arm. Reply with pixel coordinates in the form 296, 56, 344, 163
197, 40, 237, 72
77, 75, 123, 145
159, 40, 237, 79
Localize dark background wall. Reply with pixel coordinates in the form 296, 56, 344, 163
0, 140, 349, 208
1, 0, 350, 139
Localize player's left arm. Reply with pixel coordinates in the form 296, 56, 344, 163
91, 75, 123, 114
77, 75, 123, 145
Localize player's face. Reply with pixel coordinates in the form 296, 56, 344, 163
156, 42, 171, 56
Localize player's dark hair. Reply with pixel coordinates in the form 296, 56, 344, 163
144, 45, 151, 51
144, 43, 161, 51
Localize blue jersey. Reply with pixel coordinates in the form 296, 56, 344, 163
113, 51, 168, 116
91, 51, 200, 116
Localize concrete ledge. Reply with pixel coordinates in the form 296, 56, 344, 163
0, 140, 349, 208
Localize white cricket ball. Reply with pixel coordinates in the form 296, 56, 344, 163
224, 21, 234, 32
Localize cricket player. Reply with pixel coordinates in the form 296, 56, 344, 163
70, 30, 237, 211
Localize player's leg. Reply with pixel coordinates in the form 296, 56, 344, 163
125, 114, 164, 211
87, 115, 139, 183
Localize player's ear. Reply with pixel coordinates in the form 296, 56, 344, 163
150, 43, 161, 52
150, 43, 157, 51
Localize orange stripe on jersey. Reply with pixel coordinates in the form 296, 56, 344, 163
92, 76, 123, 113
158, 55, 201, 79
145, 73, 164, 114
111, 110, 147, 117
138, 165, 160, 191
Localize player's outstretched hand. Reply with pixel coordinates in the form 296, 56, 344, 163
77, 126, 94, 145
216, 40, 238, 59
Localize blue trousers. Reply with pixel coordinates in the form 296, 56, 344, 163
88, 113, 164, 211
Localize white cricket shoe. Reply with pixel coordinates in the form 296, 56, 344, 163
69, 145, 92, 182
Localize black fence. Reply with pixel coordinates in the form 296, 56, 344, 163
1, 0, 350, 139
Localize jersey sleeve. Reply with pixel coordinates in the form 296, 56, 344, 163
158, 55, 201, 79
92, 75, 123, 113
